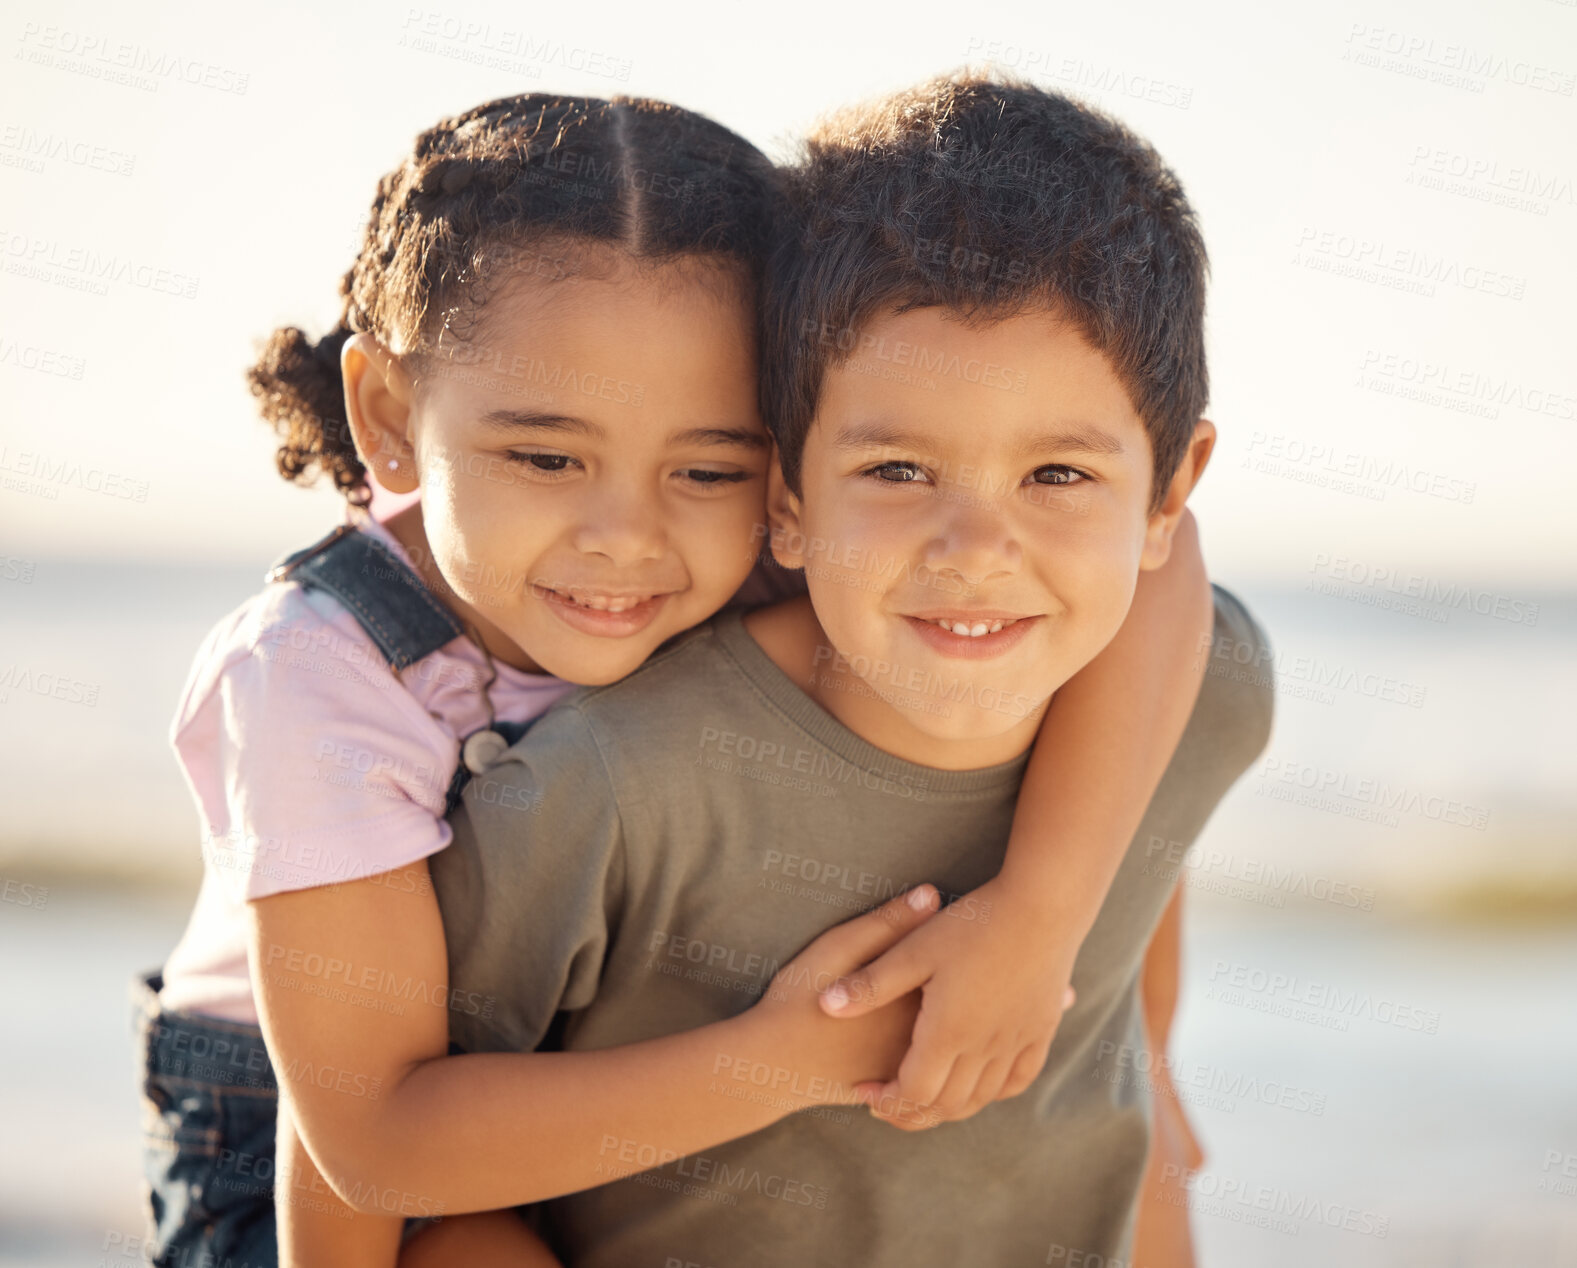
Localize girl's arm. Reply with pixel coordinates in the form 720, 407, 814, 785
250, 871, 938, 1217
1132, 881, 1204, 1268
823, 510, 1212, 1120
273, 1095, 406, 1268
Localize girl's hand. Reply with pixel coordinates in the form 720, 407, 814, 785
736, 885, 944, 1127
815, 875, 1079, 1130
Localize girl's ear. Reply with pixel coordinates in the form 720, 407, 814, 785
342, 333, 419, 494
765, 451, 808, 571
1141, 418, 1216, 571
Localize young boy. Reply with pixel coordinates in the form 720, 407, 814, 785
430, 74, 1273, 1266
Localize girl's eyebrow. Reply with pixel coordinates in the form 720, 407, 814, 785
669, 426, 769, 451
478, 409, 604, 439
480, 410, 766, 452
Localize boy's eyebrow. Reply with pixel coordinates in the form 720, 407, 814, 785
832, 421, 1127, 457
1018, 427, 1127, 458
830, 422, 930, 453
669, 426, 770, 451
477, 409, 605, 440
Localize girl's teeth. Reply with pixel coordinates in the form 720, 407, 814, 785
568, 594, 648, 612
931, 618, 1012, 637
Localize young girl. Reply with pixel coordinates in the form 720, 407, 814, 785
138, 92, 1208, 1268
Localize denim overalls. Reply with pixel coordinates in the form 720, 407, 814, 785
133, 524, 481, 1268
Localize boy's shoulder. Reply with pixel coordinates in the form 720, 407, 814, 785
1195, 583, 1276, 775
561, 610, 746, 712
514, 586, 1273, 787
494, 600, 852, 813
509, 610, 760, 768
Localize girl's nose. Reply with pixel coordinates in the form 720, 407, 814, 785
569, 486, 667, 566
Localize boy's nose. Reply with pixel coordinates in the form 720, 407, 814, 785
921, 496, 1022, 586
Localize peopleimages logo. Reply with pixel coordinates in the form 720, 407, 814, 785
1161, 1164, 1391, 1238
1257, 757, 1490, 831
801, 319, 1029, 393
1243, 431, 1477, 504
0, 446, 148, 501
1343, 22, 1575, 96
1094, 1040, 1329, 1116
1142, 836, 1376, 911
1357, 348, 1575, 421
697, 726, 930, 801
1292, 226, 1527, 301
1308, 553, 1540, 627
1207, 958, 1442, 1035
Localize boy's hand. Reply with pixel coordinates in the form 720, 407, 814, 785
822, 876, 1078, 1128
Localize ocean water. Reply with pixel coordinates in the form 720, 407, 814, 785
2, 559, 1572, 888
1173, 904, 1577, 1266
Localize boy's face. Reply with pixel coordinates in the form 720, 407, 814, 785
770, 306, 1203, 762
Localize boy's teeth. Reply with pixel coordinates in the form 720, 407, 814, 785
931, 618, 1011, 637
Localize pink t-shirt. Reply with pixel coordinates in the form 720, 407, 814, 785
159, 515, 575, 1023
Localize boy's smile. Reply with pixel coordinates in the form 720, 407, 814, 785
901, 609, 1040, 659
762, 305, 1205, 770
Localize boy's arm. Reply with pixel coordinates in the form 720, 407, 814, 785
824, 511, 1212, 1121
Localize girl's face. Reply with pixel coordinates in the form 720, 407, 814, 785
355, 254, 770, 684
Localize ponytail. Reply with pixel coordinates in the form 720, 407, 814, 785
247, 317, 366, 503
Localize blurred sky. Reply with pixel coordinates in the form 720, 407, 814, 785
2, 0, 1574, 585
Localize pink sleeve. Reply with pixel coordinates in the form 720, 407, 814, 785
172, 599, 461, 902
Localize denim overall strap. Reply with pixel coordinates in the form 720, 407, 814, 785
268, 526, 506, 814
266, 524, 465, 670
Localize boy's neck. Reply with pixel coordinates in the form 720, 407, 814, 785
380, 503, 544, 674
743, 596, 1046, 773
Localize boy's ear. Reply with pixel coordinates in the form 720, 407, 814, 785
342, 333, 419, 495
1140, 418, 1216, 570
765, 450, 808, 571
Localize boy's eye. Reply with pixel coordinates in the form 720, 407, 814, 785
865, 461, 929, 484
1029, 465, 1087, 486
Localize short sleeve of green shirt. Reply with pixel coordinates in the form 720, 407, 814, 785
438, 701, 624, 1056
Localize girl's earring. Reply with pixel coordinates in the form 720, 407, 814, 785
387, 459, 399, 471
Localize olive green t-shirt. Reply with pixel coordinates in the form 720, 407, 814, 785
434, 586, 1274, 1268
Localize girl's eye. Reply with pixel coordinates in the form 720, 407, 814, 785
865, 461, 929, 484
1029, 465, 1087, 486
504, 451, 579, 475
678, 468, 750, 487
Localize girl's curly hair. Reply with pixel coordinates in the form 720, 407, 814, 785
248, 93, 780, 503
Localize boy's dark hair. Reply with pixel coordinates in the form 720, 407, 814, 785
250, 93, 779, 503
761, 73, 1208, 508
